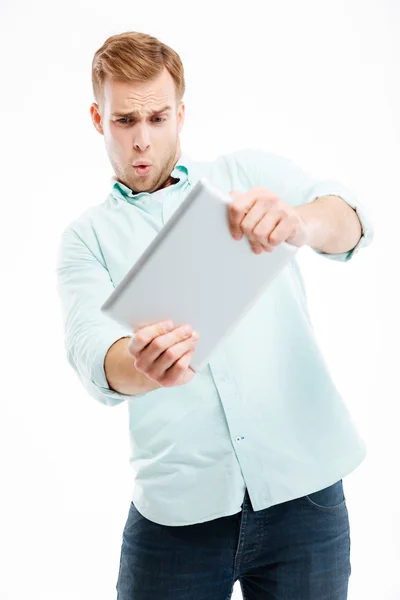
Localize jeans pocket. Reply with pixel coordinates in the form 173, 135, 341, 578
122, 501, 143, 535
304, 479, 347, 511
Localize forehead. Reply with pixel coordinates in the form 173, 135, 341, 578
102, 68, 176, 112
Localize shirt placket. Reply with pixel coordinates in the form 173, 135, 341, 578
208, 350, 247, 448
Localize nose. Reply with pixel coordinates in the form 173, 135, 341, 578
133, 124, 150, 151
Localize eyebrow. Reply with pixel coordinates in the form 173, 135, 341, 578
112, 105, 173, 118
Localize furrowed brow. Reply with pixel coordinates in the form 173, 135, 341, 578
112, 105, 172, 118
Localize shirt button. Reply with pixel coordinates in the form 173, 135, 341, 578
235, 436, 244, 443
220, 376, 228, 383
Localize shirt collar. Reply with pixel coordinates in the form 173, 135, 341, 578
110, 152, 193, 202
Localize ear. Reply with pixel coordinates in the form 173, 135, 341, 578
90, 103, 104, 135
177, 101, 185, 134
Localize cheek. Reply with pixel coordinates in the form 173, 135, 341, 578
109, 130, 130, 155
159, 121, 176, 135
106, 122, 126, 143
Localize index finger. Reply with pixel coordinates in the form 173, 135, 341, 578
228, 190, 256, 239
132, 320, 174, 350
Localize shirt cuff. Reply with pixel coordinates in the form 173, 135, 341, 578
69, 327, 147, 407
305, 182, 374, 262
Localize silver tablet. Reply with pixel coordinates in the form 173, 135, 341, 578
101, 177, 299, 372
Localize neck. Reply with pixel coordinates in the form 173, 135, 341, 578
164, 175, 180, 188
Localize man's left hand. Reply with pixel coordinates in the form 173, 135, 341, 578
228, 187, 310, 254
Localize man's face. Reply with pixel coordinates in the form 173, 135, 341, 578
90, 67, 185, 194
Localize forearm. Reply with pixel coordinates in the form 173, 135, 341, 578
296, 195, 362, 254
104, 337, 161, 396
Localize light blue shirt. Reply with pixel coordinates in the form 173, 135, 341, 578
56, 148, 374, 526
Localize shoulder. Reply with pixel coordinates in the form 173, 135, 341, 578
214, 147, 290, 179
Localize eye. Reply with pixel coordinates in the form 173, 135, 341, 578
116, 116, 167, 125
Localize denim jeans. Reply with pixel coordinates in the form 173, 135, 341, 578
116, 479, 350, 599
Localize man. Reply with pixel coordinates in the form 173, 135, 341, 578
56, 30, 374, 600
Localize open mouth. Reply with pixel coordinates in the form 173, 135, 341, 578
133, 165, 151, 175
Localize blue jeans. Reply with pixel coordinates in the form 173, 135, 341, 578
116, 479, 351, 599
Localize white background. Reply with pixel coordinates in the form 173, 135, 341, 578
1, 0, 399, 598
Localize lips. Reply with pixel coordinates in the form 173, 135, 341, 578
133, 165, 151, 175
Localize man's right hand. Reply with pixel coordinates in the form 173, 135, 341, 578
127, 321, 199, 388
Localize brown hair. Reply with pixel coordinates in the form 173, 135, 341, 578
91, 31, 185, 110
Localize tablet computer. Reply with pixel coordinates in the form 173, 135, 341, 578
101, 177, 299, 372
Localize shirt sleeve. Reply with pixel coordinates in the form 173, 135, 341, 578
234, 148, 374, 262
55, 226, 146, 407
